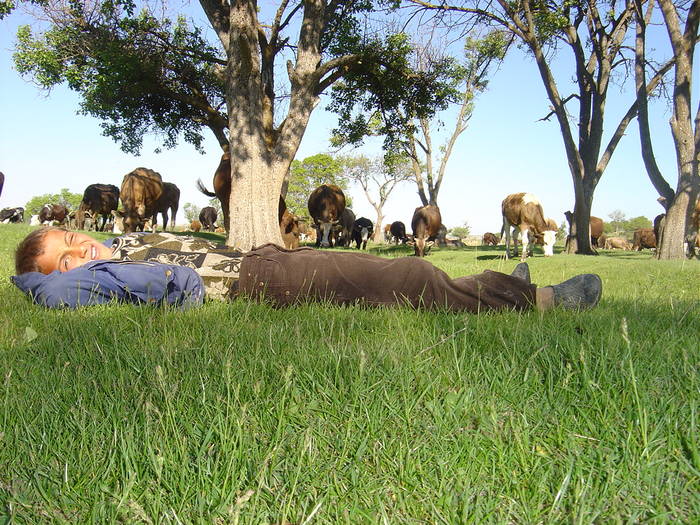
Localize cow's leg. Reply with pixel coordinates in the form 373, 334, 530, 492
503, 219, 512, 259
520, 226, 530, 261
320, 222, 332, 247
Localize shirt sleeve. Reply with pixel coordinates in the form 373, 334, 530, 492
10, 260, 205, 309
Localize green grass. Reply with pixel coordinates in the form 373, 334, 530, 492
1, 223, 699, 523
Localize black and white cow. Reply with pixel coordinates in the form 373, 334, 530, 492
351, 217, 374, 250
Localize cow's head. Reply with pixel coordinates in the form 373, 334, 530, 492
408, 237, 434, 257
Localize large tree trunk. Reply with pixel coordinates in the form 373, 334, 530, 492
373, 211, 384, 243
565, 179, 596, 254
657, 190, 694, 258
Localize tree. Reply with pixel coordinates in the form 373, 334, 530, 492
286, 154, 351, 217
626, 215, 653, 231
183, 202, 201, 224
633, 0, 700, 259
341, 153, 413, 241
606, 210, 628, 233
407, 0, 675, 254
25, 188, 82, 215
15, 0, 457, 250
449, 222, 471, 238
332, 30, 509, 207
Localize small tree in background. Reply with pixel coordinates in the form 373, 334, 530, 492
607, 210, 627, 233
449, 222, 471, 239
25, 189, 82, 215
286, 154, 351, 217
626, 216, 652, 231
183, 203, 201, 224
342, 153, 413, 241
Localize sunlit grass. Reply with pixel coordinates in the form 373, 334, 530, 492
1, 223, 699, 523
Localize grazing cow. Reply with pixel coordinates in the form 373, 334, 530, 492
604, 237, 632, 250
502, 193, 556, 261
199, 206, 219, 232
632, 228, 656, 251
352, 217, 374, 250
564, 211, 604, 248
151, 182, 180, 231
334, 208, 356, 247
190, 220, 202, 232
29, 214, 41, 226
0, 207, 24, 223
0, 172, 4, 199
69, 210, 94, 230
383, 223, 392, 242
39, 204, 69, 226
409, 205, 442, 257
197, 152, 232, 232
389, 221, 408, 244
117, 167, 164, 233
77, 183, 120, 231
307, 184, 346, 248
482, 232, 499, 246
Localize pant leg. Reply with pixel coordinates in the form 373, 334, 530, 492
238, 244, 536, 313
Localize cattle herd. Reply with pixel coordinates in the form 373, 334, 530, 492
1, 162, 699, 259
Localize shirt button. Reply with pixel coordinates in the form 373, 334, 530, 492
165, 270, 172, 277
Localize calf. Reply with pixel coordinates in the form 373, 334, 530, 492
389, 221, 408, 244
632, 228, 656, 251
39, 204, 68, 226
409, 205, 442, 257
278, 196, 301, 249
482, 232, 499, 246
190, 220, 202, 232
604, 237, 632, 250
383, 223, 392, 242
502, 193, 556, 261
199, 206, 219, 232
352, 217, 374, 250
334, 208, 356, 247
307, 184, 346, 248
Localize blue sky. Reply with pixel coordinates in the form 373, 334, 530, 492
0, 5, 692, 234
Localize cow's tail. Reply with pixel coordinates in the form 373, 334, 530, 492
196, 179, 216, 197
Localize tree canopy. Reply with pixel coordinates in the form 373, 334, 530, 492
25, 188, 82, 215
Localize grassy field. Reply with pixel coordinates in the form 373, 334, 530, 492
1, 223, 699, 524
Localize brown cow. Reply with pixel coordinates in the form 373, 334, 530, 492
653, 213, 665, 243
564, 211, 604, 248
502, 193, 556, 261
197, 152, 231, 232
632, 228, 656, 251
77, 183, 120, 231
39, 204, 68, 226
151, 182, 180, 231
190, 220, 202, 232
383, 223, 392, 242
409, 205, 442, 257
604, 237, 632, 250
482, 232, 499, 246
117, 168, 163, 233
278, 197, 301, 249
307, 184, 346, 248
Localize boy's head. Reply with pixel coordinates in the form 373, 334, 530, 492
15, 228, 113, 275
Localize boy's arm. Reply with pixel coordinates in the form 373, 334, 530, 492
11, 260, 205, 309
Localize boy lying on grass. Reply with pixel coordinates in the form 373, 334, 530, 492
11, 228, 602, 312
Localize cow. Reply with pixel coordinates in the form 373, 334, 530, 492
190, 220, 202, 232
502, 193, 556, 261
197, 152, 232, 232
535, 218, 559, 246
409, 205, 442, 257
151, 182, 180, 231
39, 204, 69, 226
0, 207, 24, 223
307, 184, 346, 248
653, 213, 665, 243
689, 199, 700, 257
482, 232, 499, 246
604, 237, 632, 250
351, 217, 374, 250
69, 210, 94, 230
383, 223, 392, 242
278, 196, 301, 249
632, 228, 656, 251
334, 208, 356, 247
564, 211, 604, 248
116, 167, 163, 233
29, 214, 41, 226
77, 183, 120, 231
389, 221, 408, 244
199, 206, 219, 232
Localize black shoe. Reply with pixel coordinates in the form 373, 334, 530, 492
551, 274, 602, 310
511, 262, 531, 284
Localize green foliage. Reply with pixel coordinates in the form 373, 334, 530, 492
604, 211, 652, 233
557, 221, 568, 241
25, 188, 82, 215
183, 202, 200, 223
286, 154, 351, 216
626, 215, 652, 231
14, 6, 226, 154
449, 223, 470, 238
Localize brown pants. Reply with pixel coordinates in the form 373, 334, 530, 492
238, 244, 536, 313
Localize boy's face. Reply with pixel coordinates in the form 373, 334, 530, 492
36, 230, 113, 274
